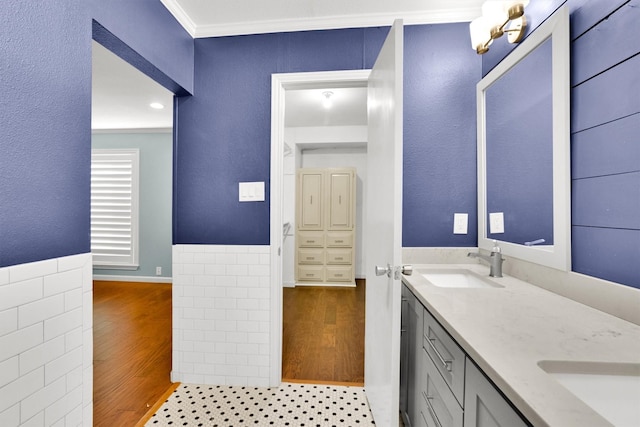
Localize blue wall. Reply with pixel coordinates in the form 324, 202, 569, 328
568, 0, 640, 288
92, 133, 173, 278
403, 24, 480, 247
0, 2, 91, 268
482, 0, 640, 288
89, 0, 194, 95
174, 24, 480, 247
0, 1, 193, 269
2, 0, 638, 289
174, 27, 389, 245
485, 38, 553, 245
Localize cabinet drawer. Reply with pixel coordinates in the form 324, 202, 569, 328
297, 231, 324, 247
297, 265, 325, 282
325, 266, 353, 282
326, 231, 353, 247
423, 309, 465, 406
326, 248, 352, 264
420, 349, 463, 427
297, 248, 324, 264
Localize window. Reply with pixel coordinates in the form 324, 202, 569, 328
91, 149, 139, 269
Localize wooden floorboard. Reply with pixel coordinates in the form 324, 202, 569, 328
93, 280, 173, 427
282, 279, 365, 385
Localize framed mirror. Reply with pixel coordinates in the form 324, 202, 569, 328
477, 6, 570, 270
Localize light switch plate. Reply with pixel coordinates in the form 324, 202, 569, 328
239, 181, 265, 202
453, 213, 468, 234
489, 212, 505, 234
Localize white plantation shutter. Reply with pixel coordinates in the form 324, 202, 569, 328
91, 149, 140, 269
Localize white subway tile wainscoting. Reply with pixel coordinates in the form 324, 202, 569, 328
145, 382, 375, 426
0, 253, 93, 427
172, 245, 272, 387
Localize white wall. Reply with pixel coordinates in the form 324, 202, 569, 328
172, 245, 272, 386
0, 254, 93, 426
281, 143, 299, 287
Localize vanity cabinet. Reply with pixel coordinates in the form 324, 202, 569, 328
421, 347, 463, 427
464, 360, 528, 427
296, 168, 356, 285
400, 285, 424, 426
401, 284, 529, 427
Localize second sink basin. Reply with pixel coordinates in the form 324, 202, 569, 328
420, 269, 503, 289
538, 360, 640, 427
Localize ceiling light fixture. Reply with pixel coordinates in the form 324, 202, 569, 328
149, 102, 165, 110
322, 91, 334, 109
470, 1, 529, 54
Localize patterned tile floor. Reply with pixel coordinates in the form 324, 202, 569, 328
145, 382, 376, 426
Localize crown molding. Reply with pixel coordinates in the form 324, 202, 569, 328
160, 2, 480, 38
194, 8, 479, 38
161, 0, 198, 37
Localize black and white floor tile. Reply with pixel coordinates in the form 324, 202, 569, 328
145, 382, 376, 426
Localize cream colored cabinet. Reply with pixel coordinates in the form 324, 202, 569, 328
298, 171, 324, 230
295, 168, 356, 285
327, 170, 353, 229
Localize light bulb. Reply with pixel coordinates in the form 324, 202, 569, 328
322, 91, 333, 109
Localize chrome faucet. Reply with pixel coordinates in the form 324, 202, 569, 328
468, 241, 504, 277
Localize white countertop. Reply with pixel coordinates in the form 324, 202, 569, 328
402, 263, 640, 427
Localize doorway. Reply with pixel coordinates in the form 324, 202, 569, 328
91, 39, 175, 425
269, 70, 371, 385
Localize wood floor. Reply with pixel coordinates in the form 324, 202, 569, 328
282, 279, 365, 385
93, 281, 172, 427
93, 278, 364, 425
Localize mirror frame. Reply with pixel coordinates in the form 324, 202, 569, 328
477, 6, 571, 271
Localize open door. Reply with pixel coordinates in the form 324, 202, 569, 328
365, 19, 405, 426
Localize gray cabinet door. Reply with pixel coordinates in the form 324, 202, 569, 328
400, 286, 411, 424
400, 285, 424, 427
464, 360, 529, 427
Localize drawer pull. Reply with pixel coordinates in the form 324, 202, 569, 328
307, 240, 315, 243
422, 392, 444, 427
305, 274, 314, 277
426, 336, 453, 372
335, 257, 343, 260
335, 240, 343, 243
335, 274, 343, 277
306, 257, 314, 260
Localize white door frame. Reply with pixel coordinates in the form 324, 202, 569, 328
269, 69, 371, 385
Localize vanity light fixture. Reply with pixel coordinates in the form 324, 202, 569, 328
470, 1, 529, 54
149, 102, 165, 110
322, 91, 334, 109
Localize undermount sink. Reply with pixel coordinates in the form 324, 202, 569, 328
538, 361, 640, 427
419, 269, 503, 289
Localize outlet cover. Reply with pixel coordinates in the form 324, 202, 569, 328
155, 266, 162, 276
453, 213, 468, 234
489, 212, 505, 234
239, 181, 265, 202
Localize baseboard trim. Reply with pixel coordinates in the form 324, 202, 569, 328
92, 274, 172, 283
294, 282, 356, 288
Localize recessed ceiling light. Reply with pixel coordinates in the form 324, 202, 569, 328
149, 102, 165, 110
322, 91, 334, 109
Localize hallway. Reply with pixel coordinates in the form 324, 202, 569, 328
282, 280, 366, 385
